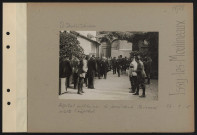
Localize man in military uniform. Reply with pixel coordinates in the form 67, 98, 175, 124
84, 55, 89, 87
128, 55, 138, 93
144, 56, 152, 84
87, 55, 96, 89
133, 55, 146, 97
96, 57, 102, 79
116, 55, 122, 77
70, 56, 80, 89
112, 57, 117, 74
101, 57, 109, 79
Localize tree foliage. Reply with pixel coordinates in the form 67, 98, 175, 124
59, 31, 84, 62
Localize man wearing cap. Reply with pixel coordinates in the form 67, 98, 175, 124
128, 55, 138, 93
116, 55, 122, 77
87, 56, 96, 89
101, 57, 109, 79
70, 56, 80, 89
84, 55, 89, 87
112, 57, 117, 74
133, 55, 146, 97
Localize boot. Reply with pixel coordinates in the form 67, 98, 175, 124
77, 91, 82, 95
139, 88, 146, 97
133, 86, 139, 95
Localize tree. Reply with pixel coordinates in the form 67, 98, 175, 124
59, 31, 84, 62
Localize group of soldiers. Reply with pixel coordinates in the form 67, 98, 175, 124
59, 55, 110, 95
60, 53, 152, 97
111, 54, 152, 97
111, 55, 131, 77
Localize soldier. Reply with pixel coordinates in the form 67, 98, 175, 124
71, 56, 80, 89
128, 55, 138, 93
122, 57, 127, 74
101, 57, 109, 79
144, 56, 152, 84
77, 56, 87, 95
96, 57, 102, 79
133, 55, 146, 97
60, 56, 72, 91
116, 55, 122, 77
84, 55, 89, 87
112, 57, 117, 74
87, 56, 96, 89
77, 60, 85, 95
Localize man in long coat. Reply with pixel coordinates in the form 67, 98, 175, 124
112, 57, 117, 74
87, 56, 96, 89
116, 56, 122, 77
144, 56, 152, 84
59, 56, 72, 93
101, 57, 109, 79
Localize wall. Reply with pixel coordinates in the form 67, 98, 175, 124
77, 36, 98, 56
111, 40, 132, 58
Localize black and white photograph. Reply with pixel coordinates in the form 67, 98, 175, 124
59, 31, 158, 100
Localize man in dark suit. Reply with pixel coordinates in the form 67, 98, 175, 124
70, 56, 79, 89
65, 56, 72, 89
87, 56, 96, 89
59, 56, 72, 92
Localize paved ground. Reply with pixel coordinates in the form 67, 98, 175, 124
59, 71, 158, 100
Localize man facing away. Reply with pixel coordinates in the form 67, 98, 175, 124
59, 56, 72, 93
101, 57, 109, 79
112, 57, 117, 74
87, 56, 96, 89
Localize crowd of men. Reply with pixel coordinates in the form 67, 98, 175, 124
111, 54, 152, 97
59, 55, 110, 95
59, 54, 152, 97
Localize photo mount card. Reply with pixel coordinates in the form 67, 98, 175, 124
2, 3, 194, 133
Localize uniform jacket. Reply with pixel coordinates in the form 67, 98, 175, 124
129, 58, 138, 77
137, 60, 146, 79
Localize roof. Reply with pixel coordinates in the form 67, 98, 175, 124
70, 31, 101, 45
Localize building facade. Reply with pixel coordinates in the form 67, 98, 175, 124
71, 31, 100, 57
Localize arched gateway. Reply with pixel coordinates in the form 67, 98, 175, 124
99, 39, 132, 58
